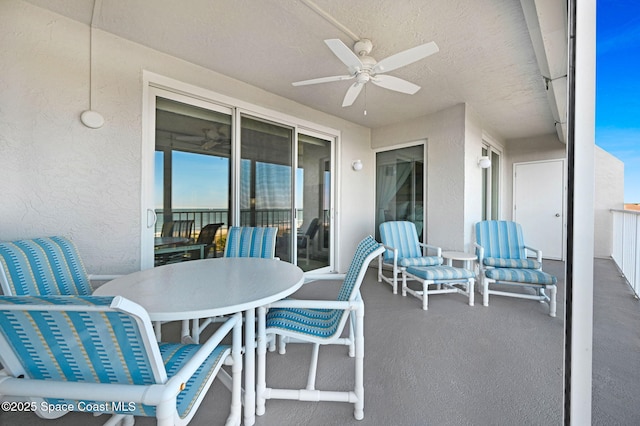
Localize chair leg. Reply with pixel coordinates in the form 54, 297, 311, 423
468, 278, 475, 306
421, 280, 429, 310
548, 285, 557, 317
306, 343, 320, 390
256, 306, 267, 416
483, 276, 490, 307
354, 304, 365, 420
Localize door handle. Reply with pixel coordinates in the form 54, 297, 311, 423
147, 209, 157, 228
555, 213, 560, 217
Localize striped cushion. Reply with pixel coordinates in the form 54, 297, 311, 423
475, 221, 527, 260
483, 257, 541, 269
337, 236, 384, 301
379, 221, 422, 262
485, 268, 557, 285
267, 236, 383, 339
160, 343, 230, 419
224, 227, 277, 258
406, 265, 475, 281
0, 295, 159, 417
399, 256, 443, 267
0, 295, 230, 420
0, 236, 92, 296
266, 307, 342, 339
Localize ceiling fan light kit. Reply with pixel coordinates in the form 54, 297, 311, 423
292, 38, 439, 108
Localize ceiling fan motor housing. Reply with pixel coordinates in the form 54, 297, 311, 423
354, 39, 373, 56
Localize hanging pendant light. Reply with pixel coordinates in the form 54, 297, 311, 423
80, 0, 104, 129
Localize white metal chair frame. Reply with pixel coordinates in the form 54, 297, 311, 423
256, 237, 384, 421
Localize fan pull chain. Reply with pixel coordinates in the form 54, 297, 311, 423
364, 85, 367, 115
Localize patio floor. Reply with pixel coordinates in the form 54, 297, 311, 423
2, 258, 639, 425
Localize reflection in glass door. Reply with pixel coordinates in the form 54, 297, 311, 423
154, 97, 231, 265
239, 115, 293, 261
375, 145, 425, 241
296, 134, 331, 271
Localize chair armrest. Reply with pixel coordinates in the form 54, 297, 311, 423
88, 274, 123, 282
164, 312, 241, 392
303, 272, 347, 284
473, 243, 485, 264
524, 245, 543, 263
269, 299, 361, 311
417, 242, 442, 257
380, 244, 398, 263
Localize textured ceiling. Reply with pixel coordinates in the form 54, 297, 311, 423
24, 0, 560, 140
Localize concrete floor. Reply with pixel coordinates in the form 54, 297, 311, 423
2, 258, 639, 425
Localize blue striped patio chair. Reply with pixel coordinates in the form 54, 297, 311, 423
256, 236, 385, 421
474, 220, 557, 317
223, 226, 278, 259
377, 221, 443, 294
0, 236, 93, 296
0, 295, 242, 426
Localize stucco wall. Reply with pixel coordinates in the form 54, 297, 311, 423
594, 145, 624, 258
0, 0, 372, 273
371, 104, 466, 251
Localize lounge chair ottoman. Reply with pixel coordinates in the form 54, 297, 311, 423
483, 268, 557, 317
402, 265, 475, 310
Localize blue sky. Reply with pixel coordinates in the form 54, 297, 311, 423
596, 0, 640, 202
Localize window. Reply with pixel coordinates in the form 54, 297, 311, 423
481, 144, 501, 220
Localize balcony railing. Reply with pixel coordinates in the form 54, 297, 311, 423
155, 209, 305, 237
611, 208, 640, 298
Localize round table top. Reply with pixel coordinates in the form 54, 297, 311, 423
441, 251, 477, 261
94, 258, 305, 321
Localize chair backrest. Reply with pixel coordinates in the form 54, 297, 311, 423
0, 236, 92, 296
161, 221, 174, 237
475, 220, 527, 259
224, 226, 278, 258
0, 295, 165, 416
379, 221, 422, 261
305, 218, 320, 239
337, 235, 385, 302
197, 223, 224, 245
172, 220, 195, 239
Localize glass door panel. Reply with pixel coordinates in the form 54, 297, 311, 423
154, 97, 231, 265
296, 134, 331, 271
375, 145, 425, 242
239, 115, 293, 261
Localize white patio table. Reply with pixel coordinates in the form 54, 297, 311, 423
94, 257, 304, 426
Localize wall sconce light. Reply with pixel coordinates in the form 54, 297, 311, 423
478, 156, 492, 169
351, 160, 363, 171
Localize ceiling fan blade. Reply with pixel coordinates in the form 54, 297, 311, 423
371, 75, 421, 94
324, 39, 363, 73
372, 41, 439, 74
342, 82, 364, 107
292, 74, 354, 86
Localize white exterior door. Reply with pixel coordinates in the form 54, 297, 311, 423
513, 160, 565, 260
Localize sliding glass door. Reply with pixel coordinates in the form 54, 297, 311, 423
296, 133, 332, 271
375, 144, 425, 241
153, 95, 232, 265
239, 115, 293, 261
144, 84, 335, 271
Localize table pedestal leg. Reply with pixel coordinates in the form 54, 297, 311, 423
244, 308, 256, 426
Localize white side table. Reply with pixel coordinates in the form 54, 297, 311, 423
441, 251, 477, 271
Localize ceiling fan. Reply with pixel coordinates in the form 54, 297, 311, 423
174, 125, 230, 150
292, 38, 439, 107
